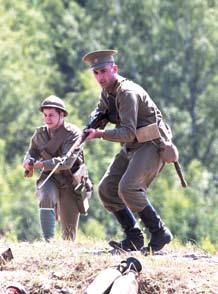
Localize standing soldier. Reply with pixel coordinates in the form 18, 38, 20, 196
23, 95, 92, 241
83, 50, 177, 254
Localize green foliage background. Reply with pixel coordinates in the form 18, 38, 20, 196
0, 0, 217, 251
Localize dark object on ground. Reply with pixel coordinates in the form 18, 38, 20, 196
85, 257, 142, 294
6, 283, 27, 294
0, 247, 13, 265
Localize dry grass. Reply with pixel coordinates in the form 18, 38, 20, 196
0, 239, 217, 293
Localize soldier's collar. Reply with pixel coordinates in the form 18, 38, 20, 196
47, 123, 65, 137
106, 76, 126, 95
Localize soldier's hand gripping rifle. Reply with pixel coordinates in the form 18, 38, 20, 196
38, 110, 108, 189
24, 157, 35, 177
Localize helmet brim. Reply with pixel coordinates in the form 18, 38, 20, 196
39, 105, 68, 116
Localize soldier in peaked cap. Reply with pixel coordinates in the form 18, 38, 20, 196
23, 95, 92, 241
83, 49, 177, 254
83, 49, 117, 69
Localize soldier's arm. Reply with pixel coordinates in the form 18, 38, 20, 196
101, 90, 138, 142
23, 131, 41, 176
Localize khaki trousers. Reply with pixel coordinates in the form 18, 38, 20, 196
98, 142, 163, 212
36, 178, 80, 241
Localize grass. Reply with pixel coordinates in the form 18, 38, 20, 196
0, 238, 217, 293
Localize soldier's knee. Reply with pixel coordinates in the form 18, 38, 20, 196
38, 191, 55, 208
39, 199, 54, 208
118, 181, 139, 211
118, 179, 129, 199
37, 184, 57, 208
98, 179, 104, 195
98, 177, 110, 199
98, 179, 117, 212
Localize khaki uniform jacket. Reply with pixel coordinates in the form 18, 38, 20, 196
24, 122, 83, 184
96, 76, 171, 148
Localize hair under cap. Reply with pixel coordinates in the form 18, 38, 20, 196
82, 50, 117, 69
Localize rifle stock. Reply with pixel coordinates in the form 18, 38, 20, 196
174, 161, 188, 188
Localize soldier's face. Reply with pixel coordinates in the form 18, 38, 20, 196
43, 108, 64, 129
93, 64, 117, 89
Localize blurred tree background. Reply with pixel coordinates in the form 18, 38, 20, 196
0, 0, 217, 251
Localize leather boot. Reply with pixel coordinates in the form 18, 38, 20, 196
109, 208, 144, 251
39, 208, 55, 241
138, 204, 173, 252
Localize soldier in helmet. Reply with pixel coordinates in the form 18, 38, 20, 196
83, 50, 176, 254
23, 95, 92, 241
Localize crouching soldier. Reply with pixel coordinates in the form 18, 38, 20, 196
23, 95, 92, 241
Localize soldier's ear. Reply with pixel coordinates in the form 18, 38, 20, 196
60, 111, 65, 119
112, 64, 118, 73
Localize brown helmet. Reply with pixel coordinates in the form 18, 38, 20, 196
39, 95, 68, 116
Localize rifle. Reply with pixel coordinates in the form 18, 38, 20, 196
174, 161, 188, 188
38, 110, 108, 189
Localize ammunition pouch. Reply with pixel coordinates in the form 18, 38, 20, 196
136, 123, 161, 143
136, 122, 179, 163
72, 164, 93, 215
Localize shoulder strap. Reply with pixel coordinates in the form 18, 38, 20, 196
115, 78, 128, 96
